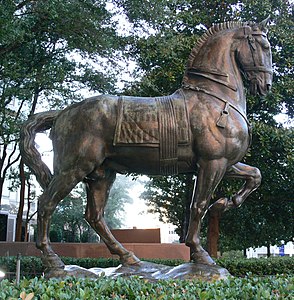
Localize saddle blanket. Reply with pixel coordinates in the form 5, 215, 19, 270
113, 90, 190, 175
113, 90, 190, 146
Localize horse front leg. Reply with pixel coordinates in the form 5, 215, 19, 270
185, 158, 227, 265
209, 162, 261, 213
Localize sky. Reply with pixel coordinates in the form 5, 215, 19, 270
123, 178, 162, 229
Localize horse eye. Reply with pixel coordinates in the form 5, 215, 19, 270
262, 41, 270, 49
255, 36, 270, 49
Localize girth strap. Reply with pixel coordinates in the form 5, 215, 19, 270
156, 96, 178, 175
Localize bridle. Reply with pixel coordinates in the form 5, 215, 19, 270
242, 29, 273, 76
182, 26, 272, 130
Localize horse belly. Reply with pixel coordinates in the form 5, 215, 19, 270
105, 145, 196, 175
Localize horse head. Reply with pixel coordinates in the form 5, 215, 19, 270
235, 17, 273, 96
183, 18, 273, 98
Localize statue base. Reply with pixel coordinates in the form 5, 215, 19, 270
46, 261, 230, 281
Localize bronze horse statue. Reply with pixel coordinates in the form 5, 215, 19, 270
20, 18, 272, 270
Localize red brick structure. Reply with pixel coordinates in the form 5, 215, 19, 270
0, 242, 189, 260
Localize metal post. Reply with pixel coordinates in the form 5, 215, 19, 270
16, 253, 21, 286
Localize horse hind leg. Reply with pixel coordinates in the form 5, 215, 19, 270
209, 162, 261, 213
185, 158, 228, 265
84, 171, 140, 265
37, 169, 86, 270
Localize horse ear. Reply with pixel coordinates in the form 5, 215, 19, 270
259, 15, 270, 32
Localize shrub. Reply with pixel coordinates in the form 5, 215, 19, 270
0, 274, 293, 299
216, 256, 294, 276
0, 255, 293, 279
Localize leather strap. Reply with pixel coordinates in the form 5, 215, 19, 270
182, 83, 250, 129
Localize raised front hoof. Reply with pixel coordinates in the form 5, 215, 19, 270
120, 252, 141, 266
190, 250, 216, 265
209, 197, 234, 213
42, 253, 65, 271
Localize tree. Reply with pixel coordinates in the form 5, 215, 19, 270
119, 0, 293, 118
50, 191, 93, 243
1, 0, 131, 242
218, 123, 293, 253
104, 175, 134, 229
6, 167, 37, 241
120, 0, 293, 252
141, 174, 193, 242
0, 0, 123, 207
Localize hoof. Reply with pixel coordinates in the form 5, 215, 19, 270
191, 250, 216, 265
121, 252, 141, 266
209, 197, 234, 213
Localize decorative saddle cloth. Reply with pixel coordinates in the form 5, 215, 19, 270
113, 89, 190, 175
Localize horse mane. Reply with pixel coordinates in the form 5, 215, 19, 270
186, 21, 247, 69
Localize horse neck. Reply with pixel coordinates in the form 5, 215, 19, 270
184, 33, 246, 113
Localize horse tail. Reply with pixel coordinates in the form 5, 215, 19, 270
20, 110, 60, 190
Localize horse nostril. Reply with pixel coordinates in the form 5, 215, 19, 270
267, 84, 271, 91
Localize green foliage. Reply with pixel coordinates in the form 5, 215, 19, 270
0, 256, 43, 278
104, 175, 134, 229
216, 257, 294, 277
1, 256, 293, 279
0, 273, 293, 299
142, 174, 193, 242
50, 191, 98, 243
0, 0, 121, 116
218, 123, 293, 251
0, 0, 123, 206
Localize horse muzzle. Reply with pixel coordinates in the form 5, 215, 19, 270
248, 71, 272, 96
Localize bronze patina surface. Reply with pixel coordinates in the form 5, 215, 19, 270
20, 17, 272, 278
113, 90, 190, 175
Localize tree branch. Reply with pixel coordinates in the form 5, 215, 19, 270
16, 0, 34, 11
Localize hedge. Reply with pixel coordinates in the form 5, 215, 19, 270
215, 257, 294, 277
0, 274, 293, 299
0, 256, 293, 279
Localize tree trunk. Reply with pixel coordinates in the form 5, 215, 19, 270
207, 210, 220, 258
267, 244, 271, 257
0, 145, 8, 207
15, 159, 26, 241
24, 181, 31, 242
0, 143, 20, 207
243, 248, 247, 257
0, 177, 4, 208
180, 174, 193, 243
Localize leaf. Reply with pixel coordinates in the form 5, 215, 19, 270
20, 291, 26, 300
25, 293, 35, 300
